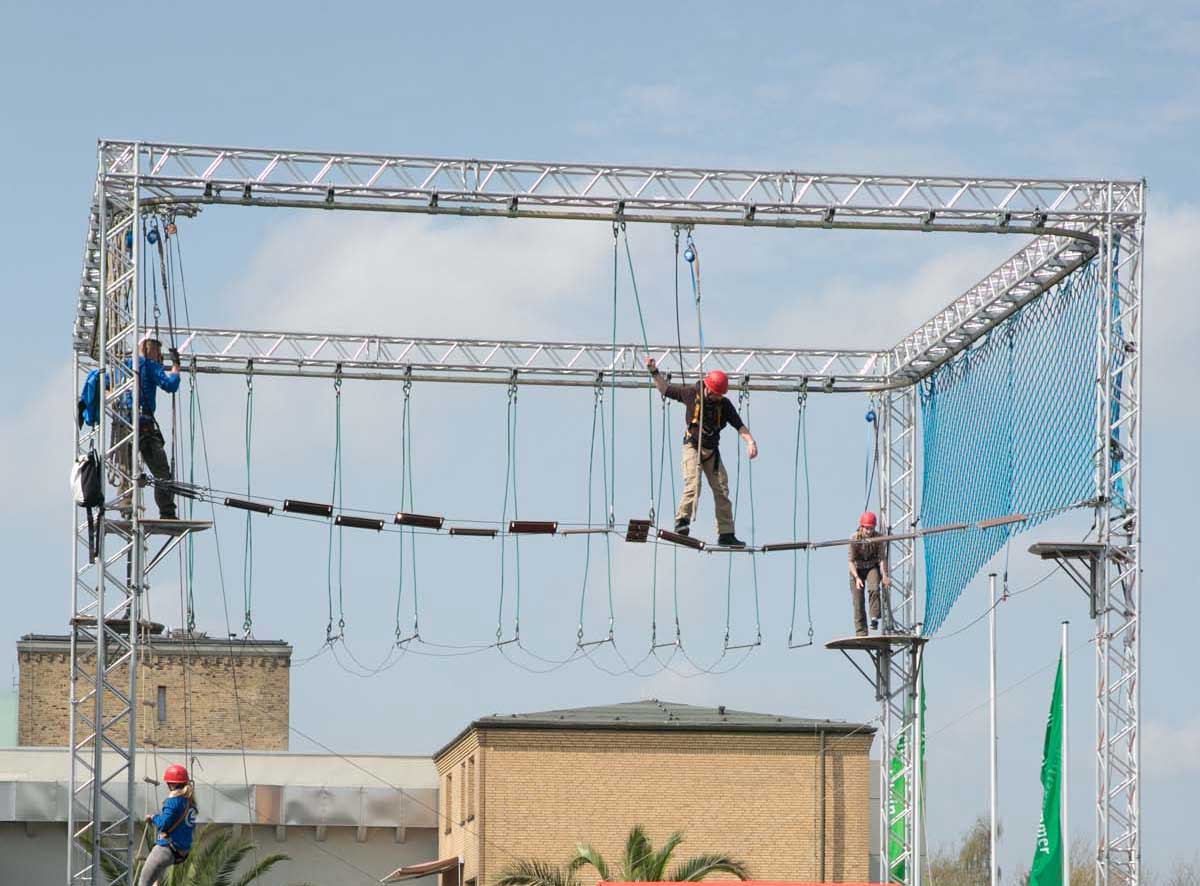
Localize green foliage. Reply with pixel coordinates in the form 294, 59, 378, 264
81, 824, 305, 886
928, 816, 997, 886
494, 825, 749, 886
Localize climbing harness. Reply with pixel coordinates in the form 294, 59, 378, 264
787, 389, 816, 649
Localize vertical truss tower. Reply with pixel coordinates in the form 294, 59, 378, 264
70, 141, 1143, 885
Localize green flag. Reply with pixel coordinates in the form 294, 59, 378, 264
1030, 654, 1064, 886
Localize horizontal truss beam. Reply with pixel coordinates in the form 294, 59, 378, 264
174, 327, 885, 390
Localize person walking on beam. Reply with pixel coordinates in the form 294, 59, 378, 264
645, 358, 758, 547
849, 510, 891, 636
116, 333, 181, 520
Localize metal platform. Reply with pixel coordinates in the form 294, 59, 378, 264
1029, 541, 1106, 618
104, 518, 213, 537
826, 633, 930, 653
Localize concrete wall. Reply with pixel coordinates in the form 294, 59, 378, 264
17, 635, 290, 750
438, 727, 874, 886
0, 821, 438, 886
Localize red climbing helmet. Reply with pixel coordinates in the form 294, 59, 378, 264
703, 369, 729, 396
163, 763, 189, 785
859, 511, 877, 528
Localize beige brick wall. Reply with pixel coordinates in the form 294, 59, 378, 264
437, 727, 872, 886
18, 637, 290, 751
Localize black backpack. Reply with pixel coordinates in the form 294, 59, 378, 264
72, 448, 105, 561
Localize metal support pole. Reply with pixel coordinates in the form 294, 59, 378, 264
990, 574, 999, 886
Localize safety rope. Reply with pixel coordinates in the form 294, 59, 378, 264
683, 230, 707, 528
242, 363, 254, 635
185, 368, 197, 632
326, 369, 344, 643
723, 385, 761, 650
597, 382, 615, 639
396, 372, 419, 643
788, 390, 815, 648
496, 378, 520, 642
620, 224, 656, 521
863, 401, 879, 513
577, 381, 602, 645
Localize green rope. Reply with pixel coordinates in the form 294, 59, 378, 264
242, 369, 254, 635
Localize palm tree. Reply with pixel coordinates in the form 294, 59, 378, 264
494, 825, 749, 886
83, 824, 302, 885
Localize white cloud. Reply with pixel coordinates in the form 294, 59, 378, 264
1143, 718, 1200, 777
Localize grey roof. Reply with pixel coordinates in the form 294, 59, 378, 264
435, 699, 872, 759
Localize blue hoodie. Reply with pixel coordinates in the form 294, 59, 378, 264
151, 786, 196, 853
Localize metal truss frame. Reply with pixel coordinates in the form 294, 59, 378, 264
70, 152, 142, 886
172, 327, 883, 391
1092, 188, 1144, 886
68, 140, 1144, 886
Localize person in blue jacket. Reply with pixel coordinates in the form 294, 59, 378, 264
115, 333, 181, 519
139, 762, 196, 885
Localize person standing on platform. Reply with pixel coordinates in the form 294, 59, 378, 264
849, 510, 891, 636
645, 357, 758, 547
115, 333, 181, 519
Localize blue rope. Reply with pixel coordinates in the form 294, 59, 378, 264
787, 392, 814, 647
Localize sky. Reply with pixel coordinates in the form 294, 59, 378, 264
2, 0, 1198, 881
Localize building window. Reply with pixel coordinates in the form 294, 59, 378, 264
444, 773, 452, 833
467, 756, 475, 821
459, 762, 466, 823
156, 686, 167, 724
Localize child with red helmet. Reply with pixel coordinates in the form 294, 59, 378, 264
848, 511, 891, 636
139, 762, 197, 885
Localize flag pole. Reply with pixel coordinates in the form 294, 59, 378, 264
1061, 620, 1070, 886
989, 573, 999, 886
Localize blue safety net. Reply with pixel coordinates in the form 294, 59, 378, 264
920, 260, 1100, 634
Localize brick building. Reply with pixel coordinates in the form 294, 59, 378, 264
433, 700, 875, 886
17, 629, 291, 750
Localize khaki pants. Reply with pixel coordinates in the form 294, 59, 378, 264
850, 565, 882, 635
676, 444, 734, 534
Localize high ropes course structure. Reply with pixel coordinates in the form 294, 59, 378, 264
71, 141, 1143, 886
